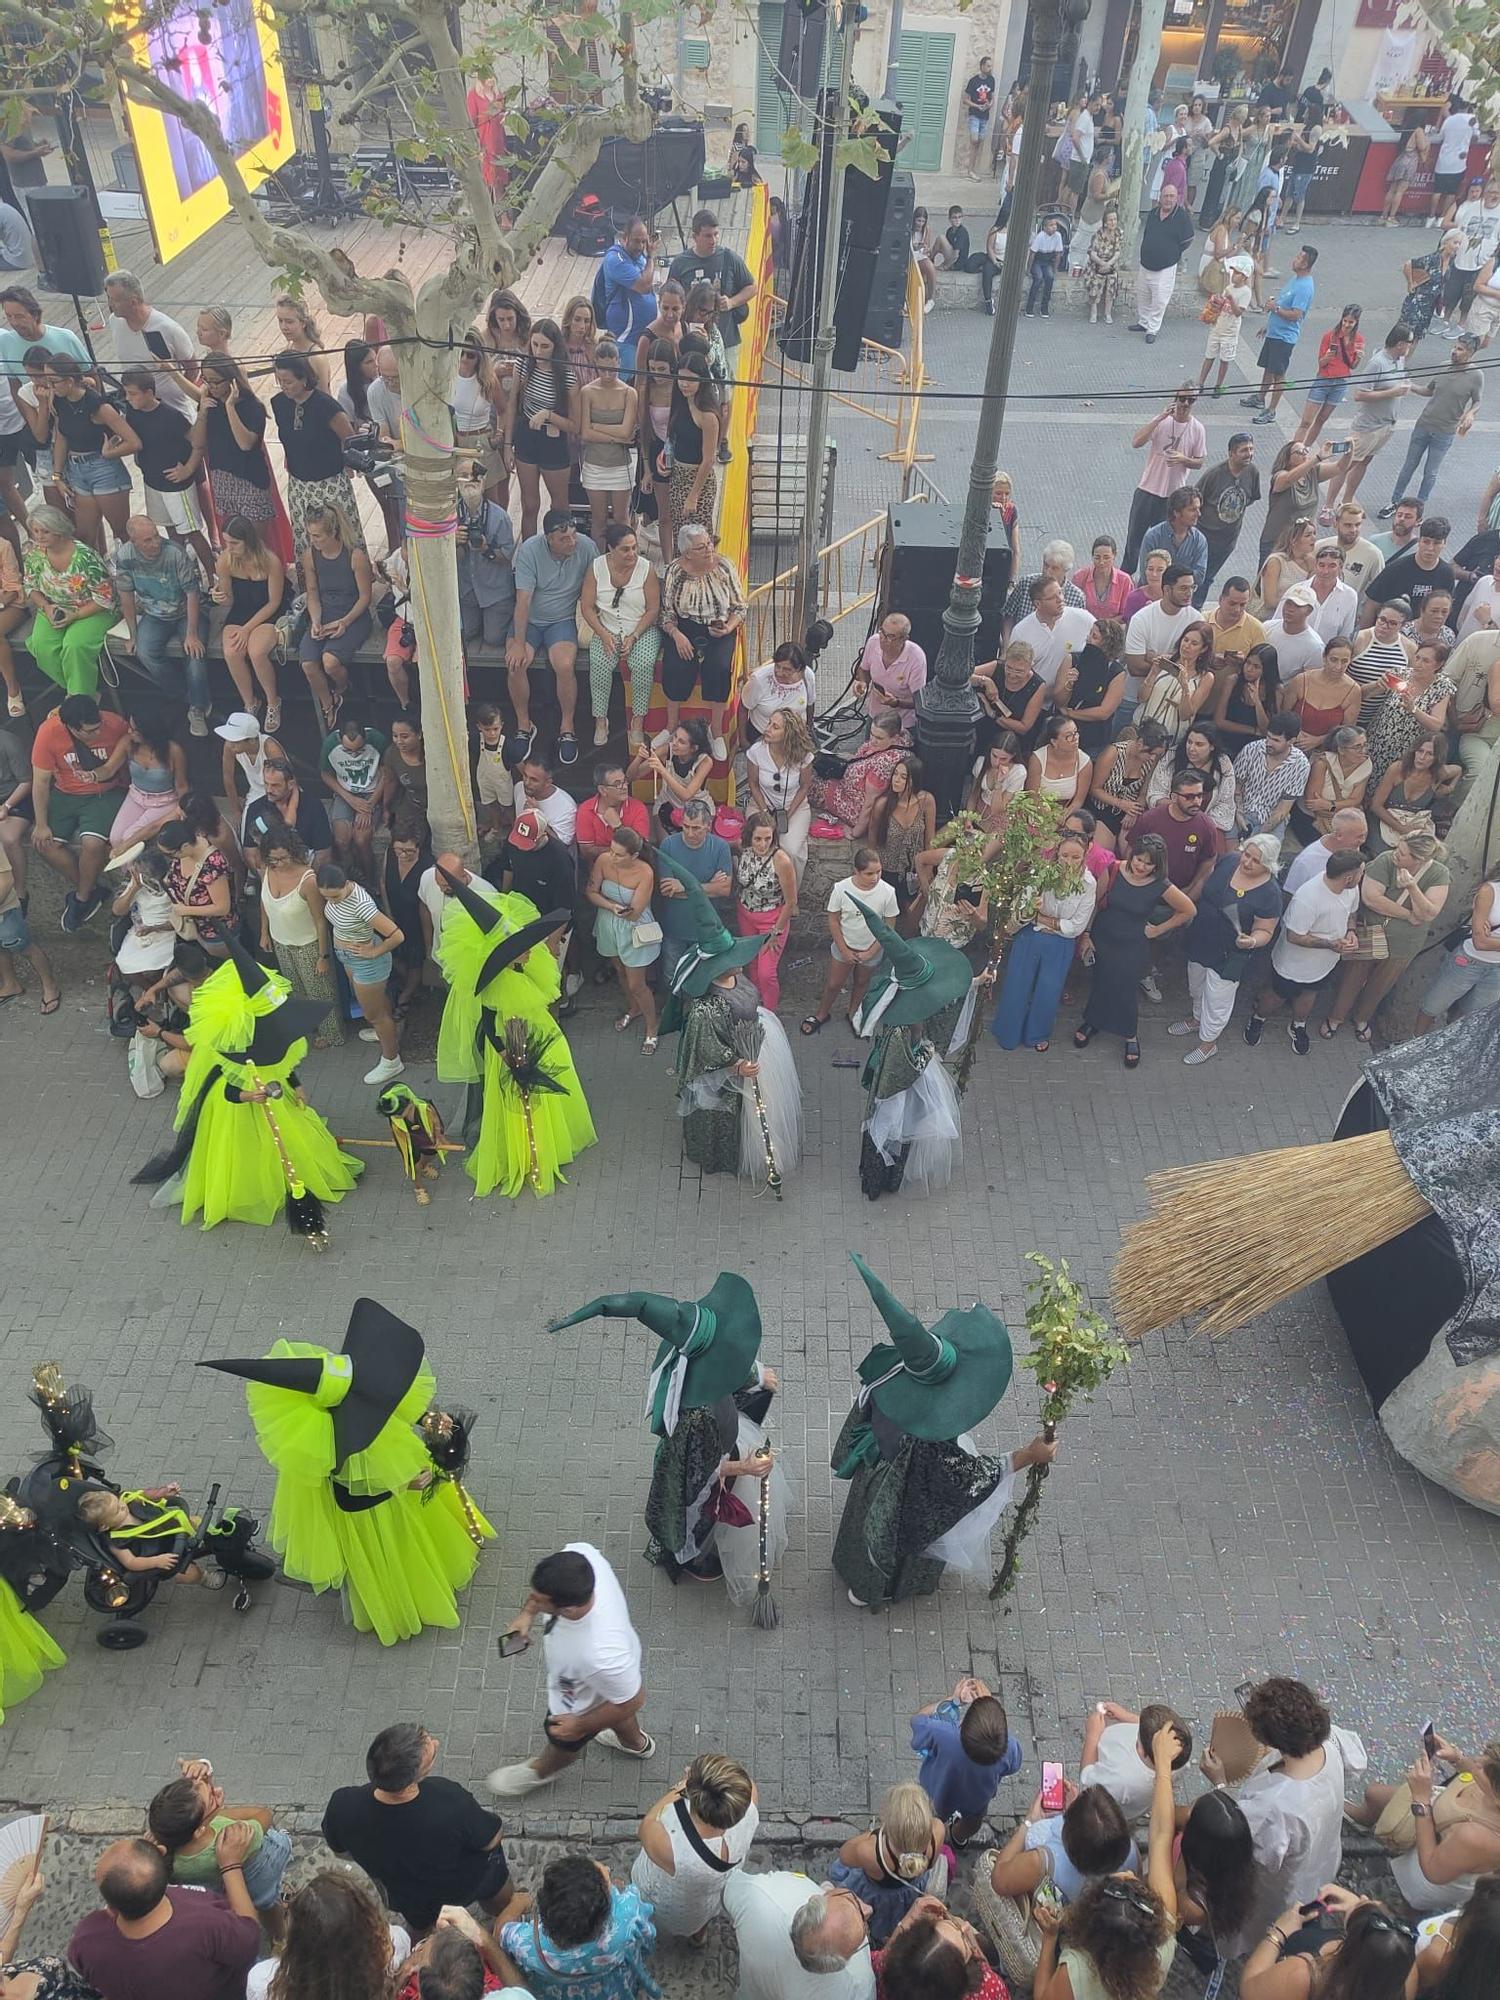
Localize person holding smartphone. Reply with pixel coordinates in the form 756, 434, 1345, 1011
1344, 1734, 1500, 1910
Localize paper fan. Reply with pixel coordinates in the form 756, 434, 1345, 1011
0, 1812, 45, 1930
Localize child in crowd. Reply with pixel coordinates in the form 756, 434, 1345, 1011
827, 1782, 950, 1945
912, 1674, 1023, 1843
1078, 1698, 1193, 1820
1026, 214, 1068, 319
77, 1485, 215, 1586
1198, 255, 1255, 397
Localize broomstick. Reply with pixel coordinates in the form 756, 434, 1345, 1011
495, 1015, 568, 1196
1112, 1128, 1430, 1341
731, 1020, 782, 1199
247, 1064, 329, 1249
748, 1445, 779, 1629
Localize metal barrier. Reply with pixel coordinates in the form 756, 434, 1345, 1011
746, 512, 886, 663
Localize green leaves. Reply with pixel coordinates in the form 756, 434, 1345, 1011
1019, 1251, 1127, 1427
780, 127, 819, 173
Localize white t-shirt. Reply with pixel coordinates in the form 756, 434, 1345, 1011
722, 1870, 876, 2000
1073, 107, 1095, 165
829, 875, 899, 952
510, 782, 578, 845
742, 660, 816, 735
1262, 618, 1328, 681
1124, 600, 1196, 669
1237, 1727, 1367, 1946
417, 865, 503, 940
248, 1927, 410, 2000
1435, 111, 1477, 178
1079, 1721, 1156, 1821
541, 1540, 642, 1717
1453, 197, 1500, 273
1283, 837, 1336, 899
1456, 574, 1498, 640
1011, 605, 1095, 690
108, 308, 195, 415
1272, 873, 1360, 982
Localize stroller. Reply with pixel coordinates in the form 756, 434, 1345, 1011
14, 1368, 277, 1649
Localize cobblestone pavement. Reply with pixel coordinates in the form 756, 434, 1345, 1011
1, 219, 1498, 1833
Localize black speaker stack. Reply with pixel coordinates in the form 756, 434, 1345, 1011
27, 186, 108, 297
777, 0, 828, 99
884, 500, 1012, 670
780, 91, 903, 372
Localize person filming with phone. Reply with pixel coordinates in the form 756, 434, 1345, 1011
1345, 1731, 1500, 1912
1238, 1886, 1416, 2000
486, 1542, 653, 1801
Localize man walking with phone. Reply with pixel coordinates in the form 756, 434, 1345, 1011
487, 1543, 653, 1798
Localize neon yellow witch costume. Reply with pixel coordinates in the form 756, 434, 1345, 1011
433, 871, 596, 1198
0, 1497, 65, 1724
201, 1301, 493, 1647
134, 941, 361, 1234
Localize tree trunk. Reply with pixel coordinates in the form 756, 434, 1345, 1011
401, 300, 477, 860
1115, 0, 1169, 250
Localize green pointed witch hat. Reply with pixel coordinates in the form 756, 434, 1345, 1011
657, 850, 765, 998
548, 1274, 762, 1433
848, 895, 974, 1033
850, 1253, 1012, 1440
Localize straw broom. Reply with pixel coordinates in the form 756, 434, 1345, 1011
748, 1446, 780, 1630
1113, 1129, 1430, 1342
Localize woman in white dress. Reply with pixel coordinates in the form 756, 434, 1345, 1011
631, 1755, 760, 1940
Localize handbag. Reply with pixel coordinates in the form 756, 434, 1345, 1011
1376, 1771, 1500, 1855
1053, 133, 1075, 167
1346, 921, 1389, 963
973, 1847, 1056, 1983
630, 915, 664, 949
812, 676, 873, 779
713, 805, 745, 843
167, 849, 211, 940
127, 1029, 165, 1100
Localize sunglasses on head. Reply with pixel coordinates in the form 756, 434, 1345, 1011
1097, 1881, 1159, 1920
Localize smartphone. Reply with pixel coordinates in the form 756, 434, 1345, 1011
1041, 1761, 1066, 1813
497, 1630, 530, 1658
1423, 1719, 1438, 1760
1235, 1680, 1256, 1706
1328, 439, 1352, 456
1299, 1899, 1328, 1920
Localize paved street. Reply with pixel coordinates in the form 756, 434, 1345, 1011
1, 213, 1498, 1834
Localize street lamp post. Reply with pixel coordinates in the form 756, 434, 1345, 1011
914, 0, 1092, 820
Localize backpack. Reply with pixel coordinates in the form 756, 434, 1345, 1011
591, 259, 621, 333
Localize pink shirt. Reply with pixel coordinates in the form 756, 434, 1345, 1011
857, 634, 928, 711
1139, 411, 1207, 499
1073, 563, 1133, 620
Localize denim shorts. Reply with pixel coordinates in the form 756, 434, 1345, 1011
1306, 379, 1349, 406
526, 617, 579, 655
336, 941, 393, 988
1420, 948, 1500, 1018
328, 795, 384, 829
240, 1825, 293, 1909
65, 450, 132, 496
0, 904, 29, 952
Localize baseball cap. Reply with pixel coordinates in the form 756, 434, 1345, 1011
509, 809, 546, 850
1281, 583, 1317, 609
214, 710, 261, 742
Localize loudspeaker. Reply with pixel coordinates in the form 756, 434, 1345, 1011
831, 99, 903, 371
778, 0, 828, 99
836, 167, 912, 364
27, 186, 107, 297
885, 500, 1011, 669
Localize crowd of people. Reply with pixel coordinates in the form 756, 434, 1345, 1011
7, 1547, 1500, 2000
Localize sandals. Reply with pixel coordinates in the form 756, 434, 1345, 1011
5, 694, 23, 718
264, 702, 282, 734
615, 1011, 638, 1033
1123, 1038, 1141, 1068
318, 700, 337, 733
1353, 1020, 1373, 1042
641, 1035, 658, 1054
40, 992, 61, 1016
800, 1014, 828, 1036
1320, 1018, 1342, 1039
1032, 1041, 1050, 1053
1073, 1025, 1096, 1048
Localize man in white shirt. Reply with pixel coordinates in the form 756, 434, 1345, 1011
1012, 578, 1096, 691
807, 848, 900, 1030
1305, 545, 1358, 642
1261, 584, 1329, 680
366, 346, 404, 441
1245, 848, 1364, 1052
1124, 563, 1198, 692
722, 1870, 875, 2000
487, 1542, 650, 1797
511, 749, 577, 846
742, 649, 817, 736
1282, 807, 1368, 898
1429, 96, 1478, 229
104, 270, 195, 416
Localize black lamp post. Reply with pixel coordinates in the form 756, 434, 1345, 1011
914, 0, 1093, 821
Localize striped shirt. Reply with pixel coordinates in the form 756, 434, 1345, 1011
1349, 637, 1409, 721
324, 883, 379, 946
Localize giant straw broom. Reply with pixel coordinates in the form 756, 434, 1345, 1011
1113, 1129, 1431, 1341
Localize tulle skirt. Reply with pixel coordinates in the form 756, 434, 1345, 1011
864, 1055, 962, 1195
0, 1580, 64, 1722
165, 1081, 363, 1229
736, 1008, 803, 1183
467, 1033, 597, 1199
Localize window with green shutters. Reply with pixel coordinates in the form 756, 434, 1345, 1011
754, 1, 840, 156
893, 29, 956, 174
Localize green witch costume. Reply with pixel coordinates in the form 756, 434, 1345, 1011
658, 854, 802, 1187
433, 870, 596, 1199
833, 1254, 1025, 1609
549, 1276, 790, 1603
849, 897, 972, 1202
132, 940, 361, 1235
201, 1300, 493, 1646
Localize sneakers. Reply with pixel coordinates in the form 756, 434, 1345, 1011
61, 889, 103, 934
983, 299, 995, 315
1183, 1045, 1217, 1064
564, 971, 584, 999
716, 441, 733, 464
923, 297, 935, 315
710, 734, 728, 762
1253, 408, 1276, 424
557, 732, 578, 767
486, 1763, 555, 1798
1288, 1020, 1311, 1055
1145, 332, 1156, 344
1240, 394, 1264, 410
1127, 321, 1147, 333
188, 706, 209, 737
1166, 1018, 1197, 1036
1376, 504, 1397, 521
595, 1728, 657, 1758
1139, 972, 1163, 1003
358, 1026, 382, 1042
506, 726, 534, 764
1243, 1014, 1265, 1046
363, 1053, 406, 1086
